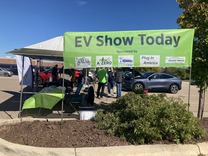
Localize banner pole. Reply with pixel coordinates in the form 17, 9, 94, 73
61, 66, 65, 122
188, 67, 191, 111
19, 56, 24, 121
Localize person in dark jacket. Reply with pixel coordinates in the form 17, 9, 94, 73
52, 64, 58, 82
107, 67, 115, 96
115, 68, 123, 98
86, 86, 95, 105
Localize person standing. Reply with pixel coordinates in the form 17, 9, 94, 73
59, 64, 64, 78
75, 71, 84, 95
115, 68, 123, 98
107, 67, 115, 96
96, 67, 108, 99
52, 64, 58, 82
82, 68, 90, 89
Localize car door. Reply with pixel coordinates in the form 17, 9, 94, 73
147, 73, 165, 91
159, 74, 174, 90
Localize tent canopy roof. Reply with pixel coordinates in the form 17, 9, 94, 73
6, 36, 63, 61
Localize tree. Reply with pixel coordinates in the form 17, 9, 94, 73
177, 0, 208, 119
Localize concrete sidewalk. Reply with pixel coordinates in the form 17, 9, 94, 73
0, 137, 207, 156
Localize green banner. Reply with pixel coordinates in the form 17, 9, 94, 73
64, 29, 194, 68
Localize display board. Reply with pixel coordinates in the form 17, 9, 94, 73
64, 29, 194, 68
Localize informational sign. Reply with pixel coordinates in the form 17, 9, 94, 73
118, 55, 134, 67
64, 29, 194, 68
140, 55, 160, 67
75, 56, 92, 68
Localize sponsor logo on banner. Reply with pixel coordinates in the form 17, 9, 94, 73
140, 55, 160, 67
96, 56, 112, 67
75, 57, 92, 68
165, 57, 185, 63
118, 55, 134, 67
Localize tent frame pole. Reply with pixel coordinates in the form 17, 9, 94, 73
19, 56, 25, 121
188, 66, 191, 111
61, 67, 65, 122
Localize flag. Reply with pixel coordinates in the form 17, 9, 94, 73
16, 55, 33, 87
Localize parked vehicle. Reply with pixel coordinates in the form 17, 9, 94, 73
37, 68, 53, 85
6, 68, 18, 75
122, 71, 182, 94
75, 70, 81, 79
0, 68, 13, 77
36, 67, 82, 85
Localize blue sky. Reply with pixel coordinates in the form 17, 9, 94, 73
0, 0, 182, 58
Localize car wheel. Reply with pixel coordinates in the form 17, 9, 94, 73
170, 84, 179, 94
133, 83, 144, 91
4, 73, 9, 77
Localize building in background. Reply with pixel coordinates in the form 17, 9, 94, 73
0, 57, 62, 74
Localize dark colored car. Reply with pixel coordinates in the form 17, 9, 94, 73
122, 71, 182, 94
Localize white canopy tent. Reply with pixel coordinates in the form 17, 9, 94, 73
6, 36, 66, 120
6, 36, 63, 61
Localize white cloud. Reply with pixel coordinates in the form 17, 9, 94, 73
76, 0, 87, 6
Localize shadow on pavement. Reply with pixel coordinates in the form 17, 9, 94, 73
0, 85, 116, 119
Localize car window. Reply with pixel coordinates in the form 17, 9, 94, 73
149, 74, 160, 79
160, 74, 173, 79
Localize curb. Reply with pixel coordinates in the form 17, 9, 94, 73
0, 138, 207, 156
0, 119, 208, 156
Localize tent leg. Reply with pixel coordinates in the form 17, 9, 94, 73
18, 56, 25, 121
61, 67, 65, 122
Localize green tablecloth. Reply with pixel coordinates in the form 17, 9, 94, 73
22, 87, 65, 110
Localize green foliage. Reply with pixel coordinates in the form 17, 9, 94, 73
133, 89, 145, 94
95, 93, 205, 144
136, 67, 161, 72
162, 67, 190, 80
177, 0, 208, 119
177, 0, 208, 88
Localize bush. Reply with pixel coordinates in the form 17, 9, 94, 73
94, 92, 205, 144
